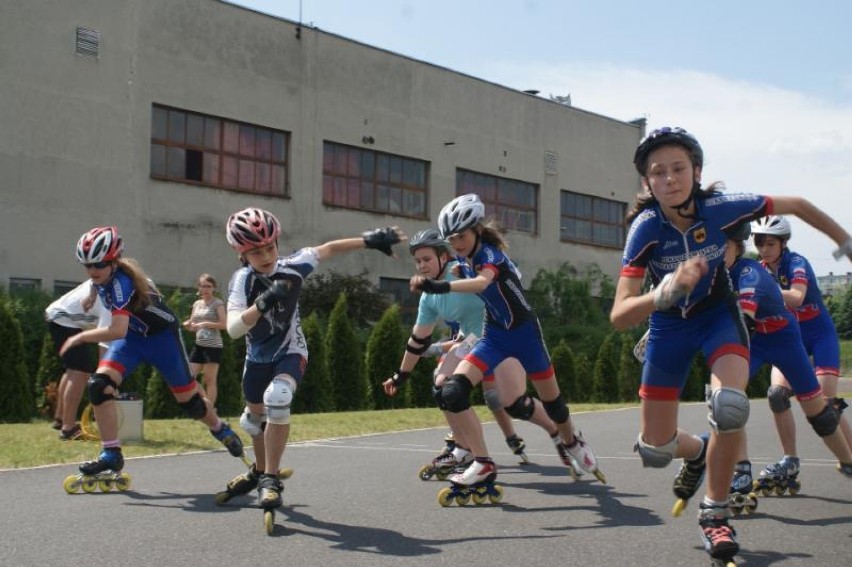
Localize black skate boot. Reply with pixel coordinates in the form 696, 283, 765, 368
418, 449, 472, 481
211, 422, 246, 460
258, 473, 284, 509
672, 433, 708, 517
728, 460, 758, 516
215, 463, 260, 505
838, 462, 852, 477
59, 424, 84, 441
505, 434, 530, 464
440, 430, 457, 456
698, 501, 738, 563
80, 447, 124, 475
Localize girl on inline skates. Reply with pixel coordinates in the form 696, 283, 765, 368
383, 228, 582, 481
723, 223, 852, 513
409, 194, 605, 503
220, 207, 404, 526
609, 126, 852, 563
60, 227, 246, 483
751, 215, 852, 491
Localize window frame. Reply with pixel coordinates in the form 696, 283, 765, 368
559, 190, 626, 249
455, 169, 538, 234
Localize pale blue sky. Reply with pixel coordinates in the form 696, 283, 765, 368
230, 0, 852, 275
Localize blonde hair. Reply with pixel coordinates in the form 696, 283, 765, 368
116, 257, 153, 311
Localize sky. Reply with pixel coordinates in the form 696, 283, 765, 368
230, 0, 852, 276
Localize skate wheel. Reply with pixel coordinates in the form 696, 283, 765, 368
758, 487, 770, 497
519, 453, 530, 465
63, 475, 81, 494
437, 487, 454, 507
278, 468, 294, 480
418, 465, 434, 481
489, 485, 504, 504
214, 491, 231, 505
81, 478, 98, 493
99, 479, 114, 492
264, 510, 274, 535
435, 470, 450, 481
671, 498, 687, 517
773, 485, 785, 496
115, 473, 131, 491
455, 492, 471, 506
593, 469, 607, 484
472, 491, 487, 505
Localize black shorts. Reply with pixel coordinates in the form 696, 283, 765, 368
189, 344, 223, 364
48, 322, 97, 374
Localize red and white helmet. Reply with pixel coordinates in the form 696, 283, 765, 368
76, 226, 124, 264
226, 207, 281, 253
751, 215, 791, 240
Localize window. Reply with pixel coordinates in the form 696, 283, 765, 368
379, 277, 420, 324
151, 104, 289, 197
9, 277, 41, 294
53, 280, 81, 298
322, 142, 428, 218
455, 169, 537, 234
560, 190, 626, 248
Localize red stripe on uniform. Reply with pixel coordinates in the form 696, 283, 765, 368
707, 344, 749, 368
815, 367, 840, 377
100, 360, 126, 374
170, 382, 198, 394
464, 354, 489, 374
528, 367, 555, 381
620, 266, 645, 278
638, 384, 680, 401
795, 387, 824, 402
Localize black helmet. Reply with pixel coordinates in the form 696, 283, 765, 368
728, 222, 751, 242
408, 227, 451, 255
634, 126, 704, 175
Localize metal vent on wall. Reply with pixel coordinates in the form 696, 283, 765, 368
76, 27, 100, 58
544, 151, 558, 175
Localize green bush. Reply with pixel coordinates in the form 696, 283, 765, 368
551, 340, 579, 402
0, 296, 35, 422
293, 312, 335, 414
366, 305, 408, 409
616, 334, 641, 402
301, 271, 391, 327
34, 330, 65, 414
592, 331, 621, 402
216, 333, 244, 417
3, 289, 51, 407
326, 293, 369, 411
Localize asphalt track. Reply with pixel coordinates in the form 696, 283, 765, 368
1, 401, 850, 567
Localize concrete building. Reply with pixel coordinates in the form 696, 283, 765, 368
817, 272, 852, 298
0, 0, 642, 305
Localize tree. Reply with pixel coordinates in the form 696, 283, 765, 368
301, 271, 391, 327
833, 285, 852, 339
34, 330, 65, 416
215, 333, 244, 417
592, 331, 621, 402
292, 312, 335, 414
365, 304, 409, 409
326, 293, 369, 411
573, 353, 593, 403
550, 340, 578, 402
3, 289, 51, 408
144, 368, 182, 418
616, 334, 641, 402
0, 296, 35, 422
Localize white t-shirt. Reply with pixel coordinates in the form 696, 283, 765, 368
45, 280, 111, 330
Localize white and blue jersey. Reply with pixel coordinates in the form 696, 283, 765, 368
227, 247, 317, 365
729, 257, 821, 400
416, 261, 485, 336
622, 192, 773, 400
763, 249, 840, 376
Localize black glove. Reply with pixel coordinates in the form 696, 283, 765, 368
391, 370, 411, 387
419, 278, 451, 294
363, 227, 400, 256
255, 280, 290, 313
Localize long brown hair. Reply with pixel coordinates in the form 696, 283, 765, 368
116, 257, 153, 311
477, 219, 508, 251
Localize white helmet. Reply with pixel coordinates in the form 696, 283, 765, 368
751, 215, 791, 240
438, 193, 485, 238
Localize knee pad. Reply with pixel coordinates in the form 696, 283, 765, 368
87, 373, 117, 406
178, 392, 208, 420
264, 378, 294, 425
239, 407, 267, 437
767, 385, 793, 413
542, 396, 569, 424
833, 397, 848, 416
634, 433, 678, 468
807, 404, 839, 437
505, 395, 535, 421
441, 374, 472, 413
432, 385, 448, 411
707, 387, 750, 433
483, 388, 502, 412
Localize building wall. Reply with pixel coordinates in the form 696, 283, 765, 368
0, 0, 642, 295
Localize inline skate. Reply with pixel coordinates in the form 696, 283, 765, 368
505, 434, 530, 465
258, 474, 284, 535
563, 430, 606, 483
728, 460, 758, 516
419, 449, 472, 481
211, 423, 251, 466
439, 430, 456, 456
698, 501, 739, 567
63, 447, 131, 494
215, 464, 295, 504
672, 433, 708, 517
753, 456, 800, 496
437, 458, 503, 506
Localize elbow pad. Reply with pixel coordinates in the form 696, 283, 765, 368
227, 311, 252, 338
